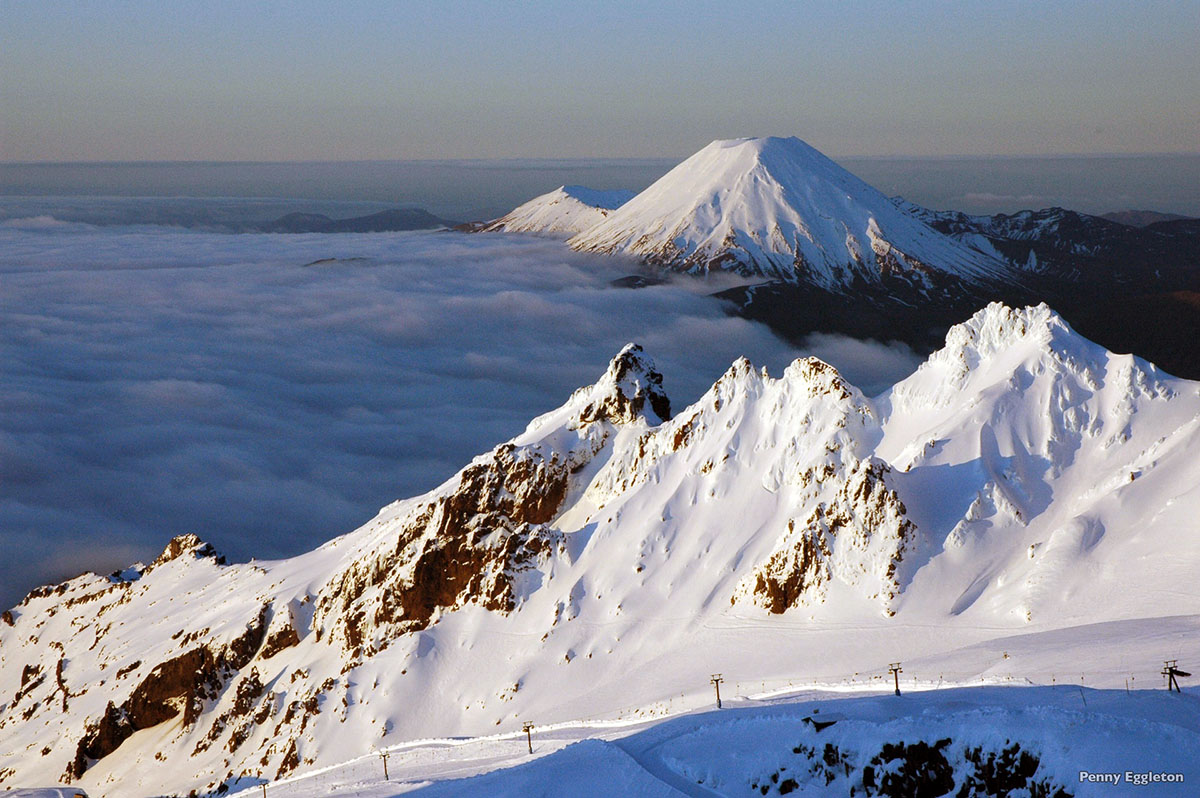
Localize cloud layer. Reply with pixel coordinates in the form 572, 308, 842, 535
0, 225, 920, 608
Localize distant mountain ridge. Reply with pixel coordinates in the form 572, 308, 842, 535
259, 207, 456, 233
475, 139, 1200, 307
1099, 209, 1193, 227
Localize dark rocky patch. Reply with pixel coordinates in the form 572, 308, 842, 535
260, 620, 301, 660
115, 660, 142, 679
574, 344, 671, 426
749, 461, 914, 613
866, 739, 955, 797
956, 741, 1072, 798
610, 274, 668, 289
276, 737, 300, 780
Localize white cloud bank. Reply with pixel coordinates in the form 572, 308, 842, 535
0, 225, 921, 607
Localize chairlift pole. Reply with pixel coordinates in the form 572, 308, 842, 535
889, 663, 902, 696
522, 721, 534, 754
711, 673, 724, 708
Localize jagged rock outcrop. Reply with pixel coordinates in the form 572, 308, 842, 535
313, 343, 671, 655
740, 460, 916, 614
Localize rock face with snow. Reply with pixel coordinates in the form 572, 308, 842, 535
478, 185, 634, 237
313, 343, 671, 655
4, 304, 1200, 797
896, 199, 1200, 289
567, 137, 1009, 290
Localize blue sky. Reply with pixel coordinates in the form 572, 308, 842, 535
2, 1, 1198, 160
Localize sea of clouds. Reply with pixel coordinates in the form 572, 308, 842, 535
0, 220, 922, 608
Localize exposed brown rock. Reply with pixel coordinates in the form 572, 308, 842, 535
318, 442, 572, 649
276, 738, 300, 780
671, 412, 700, 451
150, 533, 226, 569
55, 657, 70, 712
68, 604, 269, 778
68, 701, 132, 781
752, 524, 832, 614
127, 647, 212, 730
21, 663, 40, 688
574, 344, 671, 425
115, 660, 141, 679
746, 461, 916, 614
22, 582, 69, 604
261, 623, 300, 660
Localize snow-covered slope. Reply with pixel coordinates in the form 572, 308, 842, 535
4, 304, 1200, 797
569, 137, 1010, 290
479, 185, 634, 237
247, 684, 1200, 797
877, 303, 1200, 626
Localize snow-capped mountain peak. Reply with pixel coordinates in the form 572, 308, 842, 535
568, 136, 1009, 290
548, 341, 672, 430
479, 185, 634, 237
907, 302, 1078, 391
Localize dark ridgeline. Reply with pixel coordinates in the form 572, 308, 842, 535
258, 207, 457, 233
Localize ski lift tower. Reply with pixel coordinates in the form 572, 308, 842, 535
1163, 660, 1190, 693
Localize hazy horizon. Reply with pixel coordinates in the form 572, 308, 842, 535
4, 153, 1199, 220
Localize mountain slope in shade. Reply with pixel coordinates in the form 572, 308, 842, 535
1100, 209, 1193, 227
478, 185, 634, 237
568, 137, 1010, 291
894, 199, 1200, 289
5, 305, 1200, 796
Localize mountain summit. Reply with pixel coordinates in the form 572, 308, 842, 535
569, 137, 1008, 291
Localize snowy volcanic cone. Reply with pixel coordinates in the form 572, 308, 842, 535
480, 185, 635, 237
569, 136, 1010, 290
